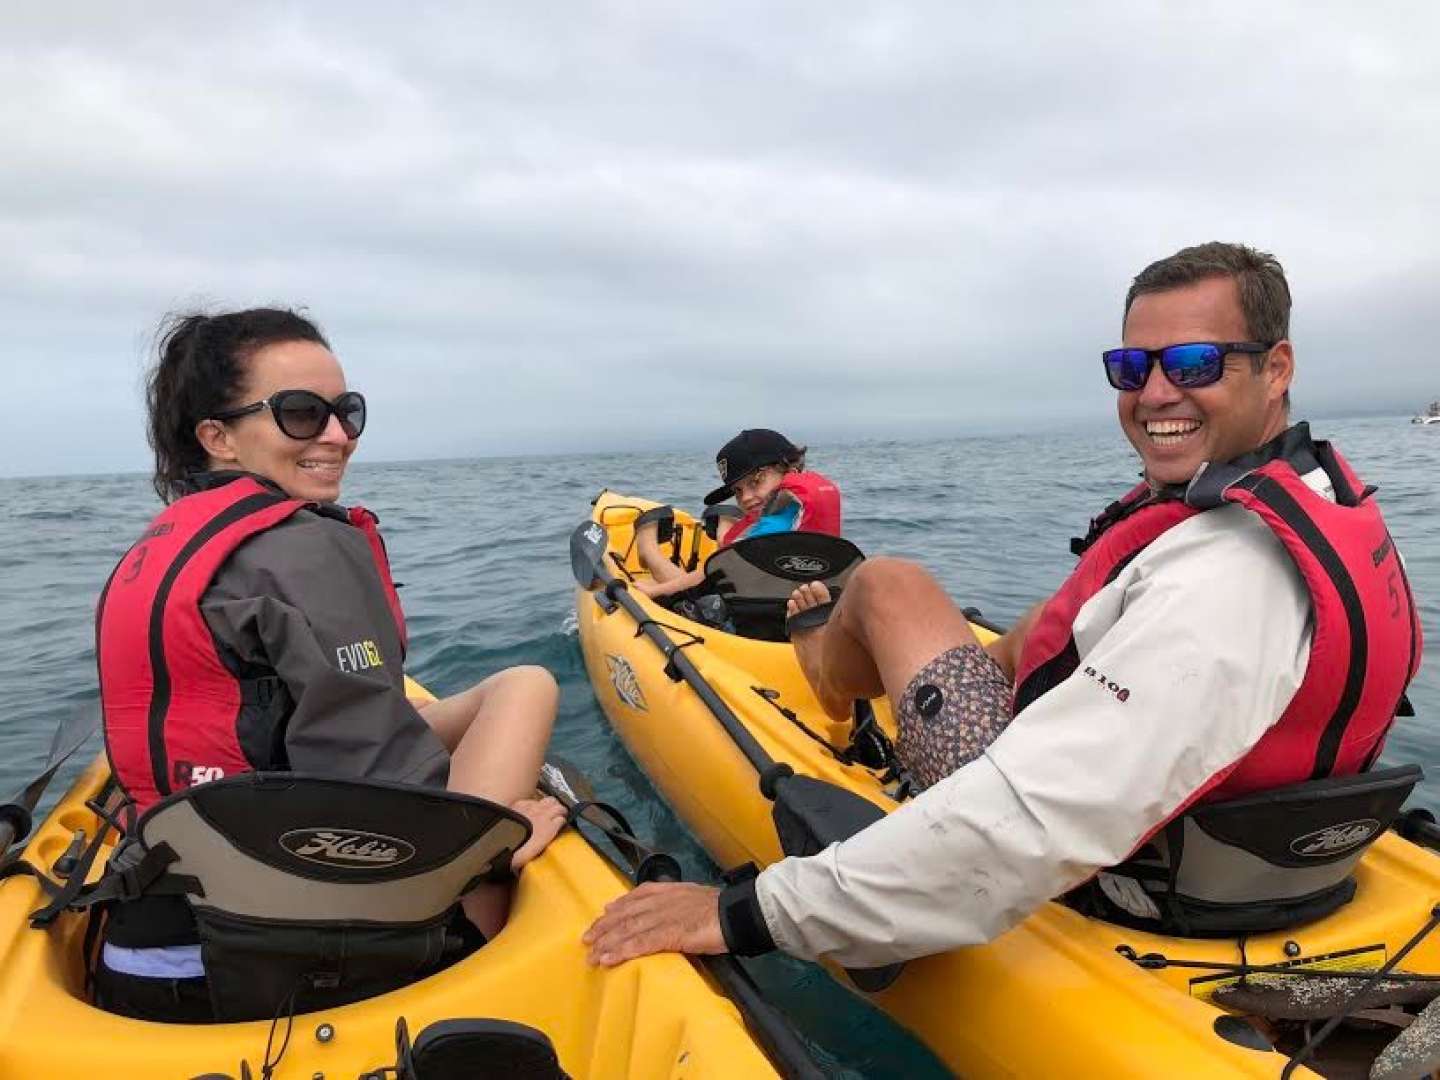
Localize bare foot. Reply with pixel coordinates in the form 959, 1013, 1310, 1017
509, 795, 568, 869
786, 583, 851, 722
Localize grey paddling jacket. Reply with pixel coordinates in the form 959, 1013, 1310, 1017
196, 479, 449, 789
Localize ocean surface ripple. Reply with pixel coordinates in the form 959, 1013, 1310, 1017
1, 416, 1435, 1077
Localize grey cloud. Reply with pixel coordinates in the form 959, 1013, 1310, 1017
3, 1, 1437, 476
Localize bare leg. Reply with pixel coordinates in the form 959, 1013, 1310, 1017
635, 520, 687, 585
788, 557, 980, 721
418, 665, 562, 936
984, 600, 1046, 682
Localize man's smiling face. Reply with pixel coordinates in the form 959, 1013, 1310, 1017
1118, 275, 1293, 486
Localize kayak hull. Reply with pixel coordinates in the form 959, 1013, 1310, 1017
577, 491, 1440, 1079
0, 682, 778, 1079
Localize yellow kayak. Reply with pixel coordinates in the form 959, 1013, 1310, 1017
576, 491, 1440, 1079
0, 679, 782, 1080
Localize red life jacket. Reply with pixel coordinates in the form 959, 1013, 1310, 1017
1012, 432, 1421, 807
720, 470, 843, 547
96, 475, 407, 816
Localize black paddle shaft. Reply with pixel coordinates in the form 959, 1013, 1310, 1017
572, 520, 906, 992
1398, 808, 1440, 854
573, 521, 778, 776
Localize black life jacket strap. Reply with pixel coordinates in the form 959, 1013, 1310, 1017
1070, 486, 1175, 556
69, 842, 202, 910
25, 841, 202, 928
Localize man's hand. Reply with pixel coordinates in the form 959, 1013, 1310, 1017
583, 882, 727, 966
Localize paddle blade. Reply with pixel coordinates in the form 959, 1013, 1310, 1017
538, 759, 592, 806
569, 520, 609, 589
770, 773, 906, 992
5, 703, 100, 811
538, 757, 652, 876
770, 773, 886, 857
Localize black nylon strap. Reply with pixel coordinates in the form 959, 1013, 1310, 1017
718, 876, 777, 957
27, 809, 121, 926
0, 858, 66, 898
42, 842, 202, 925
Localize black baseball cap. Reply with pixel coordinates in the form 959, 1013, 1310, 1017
703, 428, 800, 505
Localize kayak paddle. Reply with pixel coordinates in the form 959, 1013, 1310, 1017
570, 519, 904, 991
0, 702, 100, 861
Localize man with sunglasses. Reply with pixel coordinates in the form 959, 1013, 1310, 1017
584, 242, 1421, 972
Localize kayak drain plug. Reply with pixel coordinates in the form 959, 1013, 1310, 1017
315, 1023, 334, 1043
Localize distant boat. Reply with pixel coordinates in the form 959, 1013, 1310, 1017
1412, 400, 1440, 425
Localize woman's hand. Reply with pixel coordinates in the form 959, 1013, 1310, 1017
509, 796, 568, 869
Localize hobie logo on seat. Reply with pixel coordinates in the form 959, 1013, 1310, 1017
775, 554, 829, 575
280, 828, 415, 868
605, 654, 647, 711
1289, 819, 1381, 858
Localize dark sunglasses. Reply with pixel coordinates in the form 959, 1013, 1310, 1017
211, 389, 367, 440
1102, 342, 1273, 392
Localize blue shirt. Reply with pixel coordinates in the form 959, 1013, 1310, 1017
743, 502, 801, 539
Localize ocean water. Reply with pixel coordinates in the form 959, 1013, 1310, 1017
1, 415, 1435, 1077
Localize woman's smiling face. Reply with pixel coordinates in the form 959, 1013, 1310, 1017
198, 340, 358, 502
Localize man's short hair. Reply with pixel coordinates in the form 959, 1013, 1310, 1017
1124, 242, 1292, 356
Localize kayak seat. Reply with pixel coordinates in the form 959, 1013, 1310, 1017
701, 533, 865, 642
1070, 764, 1423, 937
88, 772, 530, 1022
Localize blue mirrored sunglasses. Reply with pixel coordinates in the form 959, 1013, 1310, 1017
1102, 342, 1273, 391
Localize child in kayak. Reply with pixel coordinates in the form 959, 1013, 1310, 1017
93, 309, 566, 1020
635, 428, 841, 601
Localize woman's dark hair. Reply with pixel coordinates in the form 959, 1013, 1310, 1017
146, 308, 329, 502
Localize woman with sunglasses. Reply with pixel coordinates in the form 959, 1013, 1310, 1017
93, 309, 564, 1021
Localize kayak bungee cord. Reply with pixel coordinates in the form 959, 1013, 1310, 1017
1118, 904, 1440, 1075
1281, 903, 1440, 1077
749, 686, 913, 796
1116, 946, 1440, 983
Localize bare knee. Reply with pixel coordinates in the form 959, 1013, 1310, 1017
839, 557, 947, 630
495, 664, 558, 701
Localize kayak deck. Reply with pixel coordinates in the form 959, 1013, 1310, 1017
577, 491, 1440, 1079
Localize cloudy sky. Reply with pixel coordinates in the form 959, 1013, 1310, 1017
4, 2, 1437, 476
